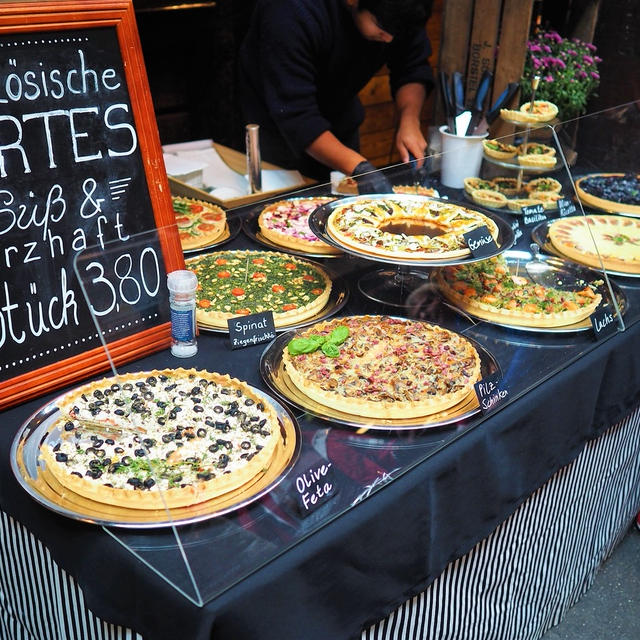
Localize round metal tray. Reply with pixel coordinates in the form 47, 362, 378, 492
308, 194, 515, 267
260, 319, 500, 431
10, 387, 301, 529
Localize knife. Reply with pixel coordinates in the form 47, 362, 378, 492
465, 69, 493, 136
438, 71, 456, 134
474, 81, 520, 134
452, 71, 470, 135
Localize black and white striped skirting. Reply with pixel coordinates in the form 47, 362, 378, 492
2, 406, 638, 640
363, 405, 640, 640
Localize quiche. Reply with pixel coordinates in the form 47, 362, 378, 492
491, 177, 527, 197
281, 315, 481, 419
482, 139, 517, 160
574, 173, 640, 215
471, 189, 508, 209
186, 249, 332, 328
39, 369, 282, 510
525, 177, 562, 194
548, 214, 640, 274
172, 196, 227, 251
519, 100, 559, 122
325, 196, 499, 260
506, 197, 544, 212
464, 177, 494, 195
517, 142, 557, 168
435, 255, 602, 328
257, 196, 341, 254
392, 185, 439, 197
528, 191, 563, 210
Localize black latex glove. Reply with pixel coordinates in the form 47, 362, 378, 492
351, 160, 392, 194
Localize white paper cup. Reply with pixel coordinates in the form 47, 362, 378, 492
439, 125, 488, 189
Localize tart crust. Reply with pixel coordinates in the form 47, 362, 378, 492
40, 369, 282, 510
282, 315, 481, 418
483, 139, 518, 160
471, 189, 508, 208
186, 250, 333, 329
258, 197, 340, 254
574, 173, 640, 215
434, 257, 602, 328
548, 214, 640, 274
326, 196, 499, 260
173, 196, 227, 250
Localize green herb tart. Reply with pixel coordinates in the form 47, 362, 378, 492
186, 249, 332, 328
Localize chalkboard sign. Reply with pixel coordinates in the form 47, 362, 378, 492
0, 2, 183, 410
463, 225, 498, 258
228, 311, 276, 350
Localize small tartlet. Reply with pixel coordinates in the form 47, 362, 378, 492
525, 177, 562, 193
483, 139, 518, 160
471, 189, 508, 208
463, 177, 494, 195
491, 177, 526, 197
519, 100, 559, 122
528, 191, 563, 210
507, 198, 544, 212
517, 142, 557, 168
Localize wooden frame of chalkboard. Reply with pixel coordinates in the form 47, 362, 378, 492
0, 1, 184, 410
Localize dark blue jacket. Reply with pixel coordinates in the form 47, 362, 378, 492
238, 0, 433, 179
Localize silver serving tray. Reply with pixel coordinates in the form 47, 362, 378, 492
10, 387, 301, 529
260, 317, 500, 431
435, 249, 627, 334
308, 193, 515, 267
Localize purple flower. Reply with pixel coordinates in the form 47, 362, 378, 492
554, 58, 566, 69
594, 56, 602, 63
583, 54, 594, 65
567, 49, 577, 56
532, 57, 542, 69
542, 44, 552, 53
591, 71, 600, 80
544, 75, 554, 82
529, 43, 543, 53
585, 42, 597, 51
577, 70, 588, 79
548, 31, 563, 43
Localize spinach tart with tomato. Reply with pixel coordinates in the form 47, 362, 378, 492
282, 315, 481, 419
172, 196, 227, 251
39, 368, 282, 510
186, 249, 332, 328
434, 255, 602, 328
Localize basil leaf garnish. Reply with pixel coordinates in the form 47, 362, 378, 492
321, 343, 340, 358
287, 338, 321, 355
327, 325, 349, 345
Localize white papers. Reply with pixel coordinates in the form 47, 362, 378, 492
162, 139, 305, 201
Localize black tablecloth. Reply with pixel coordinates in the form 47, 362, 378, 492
1, 194, 639, 640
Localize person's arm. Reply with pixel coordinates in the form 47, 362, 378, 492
394, 82, 428, 164
305, 131, 366, 175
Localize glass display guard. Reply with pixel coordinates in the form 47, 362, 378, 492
67, 100, 638, 607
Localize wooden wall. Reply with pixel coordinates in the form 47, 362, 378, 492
359, 0, 443, 167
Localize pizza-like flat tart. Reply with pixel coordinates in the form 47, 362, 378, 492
326, 196, 499, 260
392, 184, 439, 197
39, 369, 281, 510
282, 316, 481, 419
435, 255, 602, 328
186, 249, 332, 328
257, 196, 341, 254
548, 214, 640, 274
574, 173, 640, 215
172, 196, 227, 251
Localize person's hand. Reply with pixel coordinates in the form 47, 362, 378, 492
351, 160, 392, 194
395, 119, 428, 166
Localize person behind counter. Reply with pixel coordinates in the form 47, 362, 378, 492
237, 0, 434, 192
